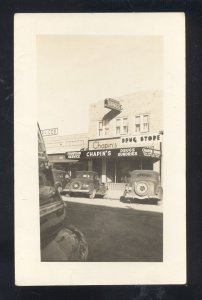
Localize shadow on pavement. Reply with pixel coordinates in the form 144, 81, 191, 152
65, 201, 163, 262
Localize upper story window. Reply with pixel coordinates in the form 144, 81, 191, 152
123, 117, 129, 134
135, 114, 149, 133
97, 119, 109, 137
116, 117, 128, 135
98, 121, 103, 137
116, 119, 121, 135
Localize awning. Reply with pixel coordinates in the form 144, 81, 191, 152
80, 147, 161, 161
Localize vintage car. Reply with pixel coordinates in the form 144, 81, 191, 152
38, 124, 88, 261
52, 169, 69, 193
120, 170, 163, 205
62, 171, 107, 198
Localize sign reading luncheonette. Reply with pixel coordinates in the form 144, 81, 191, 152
41, 128, 58, 136
104, 98, 122, 112
80, 147, 161, 160
121, 133, 162, 145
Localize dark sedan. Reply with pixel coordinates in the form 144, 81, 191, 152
62, 171, 107, 199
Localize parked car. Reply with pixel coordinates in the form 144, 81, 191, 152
120, 170, 163, 205
52, 169, 69, 193
38, 124, 88, 261
62, 171, 107, 199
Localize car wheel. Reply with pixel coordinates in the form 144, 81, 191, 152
120, 196, 125, 202
89, 189, 96, 199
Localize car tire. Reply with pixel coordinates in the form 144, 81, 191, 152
89, 189, 96, 199
120, 196, 125, 202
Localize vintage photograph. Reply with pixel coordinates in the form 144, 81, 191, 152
15, 13, 185, 285
38, 35, 163, 262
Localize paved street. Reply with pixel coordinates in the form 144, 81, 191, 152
62, 195, 163, 262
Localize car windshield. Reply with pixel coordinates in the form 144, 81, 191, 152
75, 171, 94, 179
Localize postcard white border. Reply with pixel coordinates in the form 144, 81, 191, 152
14, 13, 186, 285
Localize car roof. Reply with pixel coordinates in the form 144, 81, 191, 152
130, 170, 159, 179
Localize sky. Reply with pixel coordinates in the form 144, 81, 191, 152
37, 35, 163, 135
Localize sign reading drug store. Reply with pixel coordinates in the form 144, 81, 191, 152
121, 133, 162, 146
89, 133, 162, 151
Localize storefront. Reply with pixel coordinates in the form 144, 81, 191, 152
43, 132, 89, 176
80, 146, 161, 183
82, 133, 162, 183
48, 152, 88, 177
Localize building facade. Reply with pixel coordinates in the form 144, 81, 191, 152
84, 90, 163, 183
43, 133, 88, 175
43, 90, 163, 183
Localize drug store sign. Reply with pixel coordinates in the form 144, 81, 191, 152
121, 133, 162, 146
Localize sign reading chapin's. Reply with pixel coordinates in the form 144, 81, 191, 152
88, 138, 121, 150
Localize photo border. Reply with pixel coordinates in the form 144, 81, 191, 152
14, 13, 185, 286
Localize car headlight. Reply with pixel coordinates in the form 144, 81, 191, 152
125, 185, 132, 191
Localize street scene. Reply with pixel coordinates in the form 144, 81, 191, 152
62, 195, 163, 262
38, 35, 163, 262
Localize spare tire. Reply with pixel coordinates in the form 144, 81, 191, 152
135, 182, 148, 196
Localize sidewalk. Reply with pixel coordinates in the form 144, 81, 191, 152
62, 195, 163, 213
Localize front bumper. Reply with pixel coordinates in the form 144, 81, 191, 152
123, 191, 160, 200
62, 188, 90, 194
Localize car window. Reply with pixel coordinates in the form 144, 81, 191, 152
75, 172, 93, 179
82, 174, 90, 178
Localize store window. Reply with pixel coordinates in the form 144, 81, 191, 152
135, 114, 149, 133
116, 117, 128, 135
123, 117, 128, 134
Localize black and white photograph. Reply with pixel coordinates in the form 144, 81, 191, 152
15, 13, 186, 285
38, 35, 163, 262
